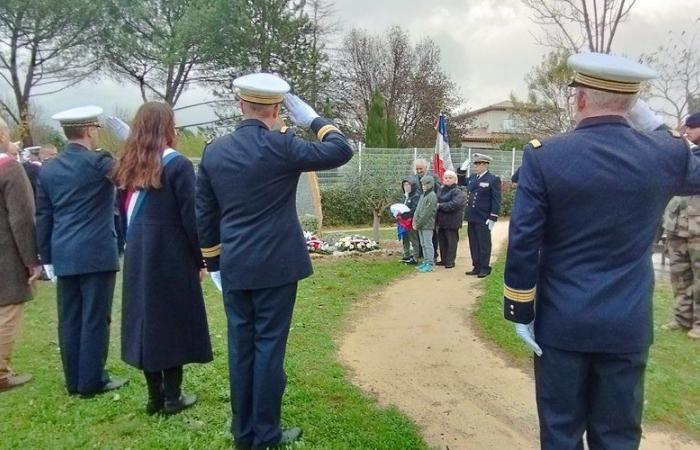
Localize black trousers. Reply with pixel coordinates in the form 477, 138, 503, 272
437, 228, 459, 266
56, 271, 116, 394
144, 366, 183, 402
467, 222, 492, 273
535, 343, 647, 450
224, 282, 297, 448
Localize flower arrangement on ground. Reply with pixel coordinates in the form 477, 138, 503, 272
334, 235, 380, 253
304, 232, 333, 255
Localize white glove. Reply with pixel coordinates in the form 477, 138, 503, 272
43, 264, 57, 283
515, 322, 543, 356
459, 158, 470, 171
486, 219, 496, 231
210, 271, 222, 292
105, 116, 131, 141
628, 99, 665, 132
283, 94, 319, 128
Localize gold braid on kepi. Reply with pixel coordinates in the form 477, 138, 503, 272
567, 52, 657, 94
233, 73, 290, 105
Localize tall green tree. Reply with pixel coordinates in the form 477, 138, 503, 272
365, 91, 387, 147
386, 113, 399, 148
0, 0, 106, 145
101, 0, 223, 106
510, 50, 574, 137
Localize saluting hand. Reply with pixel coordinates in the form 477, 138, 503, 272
283, 94, 319, 128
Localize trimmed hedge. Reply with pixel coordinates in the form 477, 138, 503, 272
321, 180, 516, 227
321, 186, 395, 227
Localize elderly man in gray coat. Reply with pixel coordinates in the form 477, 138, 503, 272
0, 117, 41, 393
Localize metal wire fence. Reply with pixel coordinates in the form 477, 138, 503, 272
315, 145, 524, 186
189, 145, 524, 186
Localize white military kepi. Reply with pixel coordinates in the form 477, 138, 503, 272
568, 53, 657, 94
233, 73, 290, 105
51, 105, 103, 127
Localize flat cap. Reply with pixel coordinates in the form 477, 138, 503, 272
233, 73, 290, 105
568, 53, 657, 94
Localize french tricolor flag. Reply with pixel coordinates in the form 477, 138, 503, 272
433, 112, 454, 181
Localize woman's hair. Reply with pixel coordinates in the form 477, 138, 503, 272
115, 102, 176, 191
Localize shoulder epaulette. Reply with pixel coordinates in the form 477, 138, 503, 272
529, 139, 542, 148
280, 126, 289, 134
669, 129, 681, 138
205, 138, 213, 145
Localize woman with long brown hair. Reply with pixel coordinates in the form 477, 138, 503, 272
115, 102, 212, 415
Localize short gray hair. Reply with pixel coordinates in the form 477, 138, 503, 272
414, 158, 428, 168
582, 88, 638, 112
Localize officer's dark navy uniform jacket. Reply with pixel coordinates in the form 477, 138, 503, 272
36, 143, 119, 277
465, 171, 501, 223
196, 117, 352, 447
36, 142, 119, 394
504, 116, 700, 353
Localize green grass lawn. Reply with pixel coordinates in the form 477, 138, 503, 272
2, 258, 427, 450
474, 254, 700, 437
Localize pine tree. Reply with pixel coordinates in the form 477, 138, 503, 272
386, 112, 399, 148
365, 90, 388, 147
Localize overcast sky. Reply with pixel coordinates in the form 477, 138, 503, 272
27, 0, 700, 128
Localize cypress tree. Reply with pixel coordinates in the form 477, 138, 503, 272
365, 90, 388, 147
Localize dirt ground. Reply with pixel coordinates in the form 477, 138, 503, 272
339, 221, 700, 450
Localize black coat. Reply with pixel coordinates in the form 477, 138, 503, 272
436, 184, 466, 230
120, 154, 212, 371
36, 143, 119, 276
463, 171, 501, 223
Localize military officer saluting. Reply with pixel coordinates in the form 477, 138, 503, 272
458, 153, 501, 277
196, 74, 353, 449
504, 53, 700, 449
36, 106, 126, 397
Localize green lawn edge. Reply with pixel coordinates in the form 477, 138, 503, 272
2, 257, 429, 450
474, 252, 700, 437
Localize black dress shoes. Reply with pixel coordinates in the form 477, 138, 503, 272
465, 269, 479, 275
477, 272, 490, 278
162, 393, 197, 415
445, 264, 455, 269
277, 427, 303, 446
79, 377, 128, 398
435, 260, 445, 266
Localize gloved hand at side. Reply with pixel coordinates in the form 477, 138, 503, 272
515, 322, 543, 356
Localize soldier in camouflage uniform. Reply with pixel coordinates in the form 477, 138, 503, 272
663, 112, 700, 338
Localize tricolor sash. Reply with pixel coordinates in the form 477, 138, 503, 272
124, 148, 180, 235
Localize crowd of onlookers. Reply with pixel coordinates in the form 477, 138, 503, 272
396, 155, 501, 275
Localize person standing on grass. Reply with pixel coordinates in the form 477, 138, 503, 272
36, 106, 127, 398
436, 170, 466, 269
413, 175, 438, 273
661, 112, 700, 339
504, 53, 700, 450
196, 73, 352, 449
115, 102, 213, 415
0, 117, 42, 393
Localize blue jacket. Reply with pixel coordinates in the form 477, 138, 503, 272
463, 171, 501, 223
196, 117, 353, 290
504, 116, 700, 353
36, 143, 119, 276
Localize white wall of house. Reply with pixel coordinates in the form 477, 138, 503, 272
471, 109, 516, 133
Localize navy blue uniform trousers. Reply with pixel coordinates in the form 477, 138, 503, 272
467, 222, 492, 273
224, 282, 297, 448
535, 343, 647, 450
56, 271, 116, 394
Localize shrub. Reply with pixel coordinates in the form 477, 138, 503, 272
500, 180, 515, 217
321, 186, 395, 226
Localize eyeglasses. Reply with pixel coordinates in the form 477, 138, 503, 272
474, 161, 488, 165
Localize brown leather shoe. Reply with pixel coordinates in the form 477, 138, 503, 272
0, 373, 32, 393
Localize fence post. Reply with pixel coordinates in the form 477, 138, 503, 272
511, 147, 516, 176
467, 148, 472, 177
358, 142, 363, 175
413, 147, 417, 170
